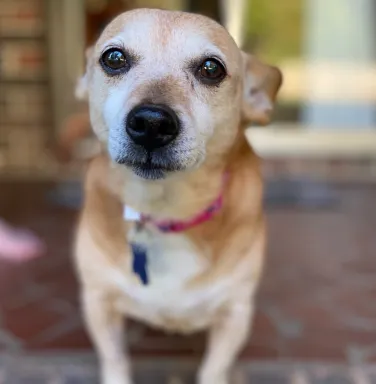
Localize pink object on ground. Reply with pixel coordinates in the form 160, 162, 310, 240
0, 220, 45, 261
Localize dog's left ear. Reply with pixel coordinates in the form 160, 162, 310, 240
241, 52, 282, 126
75, 46, 94, 101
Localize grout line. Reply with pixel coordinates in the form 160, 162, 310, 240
28, 316, 82, 347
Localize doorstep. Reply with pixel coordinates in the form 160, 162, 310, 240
1, 354, 376, 383
246, 126, 376, 158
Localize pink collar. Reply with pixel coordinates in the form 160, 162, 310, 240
124, 174, 228, 233
142, 193, 223, 233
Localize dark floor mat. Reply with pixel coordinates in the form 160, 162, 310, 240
46, 182, 83, 209
264, 178, 339, 209
48, 178, 339, 210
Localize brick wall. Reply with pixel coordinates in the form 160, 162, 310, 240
0, 0, 53, 177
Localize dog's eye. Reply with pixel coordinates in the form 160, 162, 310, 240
101, 48, 127, 73
198, 59, 226, 84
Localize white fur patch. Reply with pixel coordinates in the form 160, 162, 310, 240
114, 223, 235, 331
123, 205, 141, 221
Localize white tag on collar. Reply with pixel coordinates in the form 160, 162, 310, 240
123, 205, 141, 221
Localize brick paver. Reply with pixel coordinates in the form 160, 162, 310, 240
0, 182, 375, 363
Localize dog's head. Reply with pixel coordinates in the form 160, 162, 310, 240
78, 9, 282, 180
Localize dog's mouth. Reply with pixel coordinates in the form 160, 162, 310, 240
118, 155, 184, 180
110, 134, 196, 180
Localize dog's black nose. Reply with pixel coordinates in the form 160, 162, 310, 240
126, 104, 180, 150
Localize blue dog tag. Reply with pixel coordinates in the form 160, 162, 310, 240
131, 243, 149, 285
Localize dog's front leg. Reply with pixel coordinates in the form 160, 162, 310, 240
198, 298, 254, 384
82, 290, 132, 384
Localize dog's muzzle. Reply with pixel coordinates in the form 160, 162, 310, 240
126, 104, 180, 151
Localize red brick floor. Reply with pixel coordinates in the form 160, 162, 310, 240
0, 181, 376, 363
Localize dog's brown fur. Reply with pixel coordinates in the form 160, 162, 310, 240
74, 9, 282, 384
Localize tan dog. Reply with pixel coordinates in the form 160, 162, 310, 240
74, 8, 282, 384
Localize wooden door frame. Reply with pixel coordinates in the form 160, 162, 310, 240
46, 0, 86, 134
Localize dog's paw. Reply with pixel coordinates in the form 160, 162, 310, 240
198, 370, 228, 384
102, 373, 132, 384
101, 364, 132, 384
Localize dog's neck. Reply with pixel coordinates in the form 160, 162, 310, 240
120, 160, 226, 221
117, 134, 250, 221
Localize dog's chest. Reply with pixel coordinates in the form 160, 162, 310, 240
145, 230, 206, 285
115, 229, 230, 331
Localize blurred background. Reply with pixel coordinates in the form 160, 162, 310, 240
0, 0, 375, 382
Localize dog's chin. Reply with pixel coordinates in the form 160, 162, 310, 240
116, 158, 186, 180
110, 141, 202, 180
130, 162, 171, 180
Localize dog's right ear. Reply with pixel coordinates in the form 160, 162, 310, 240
75, 46, 94, 101
241, 52, 282, 126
